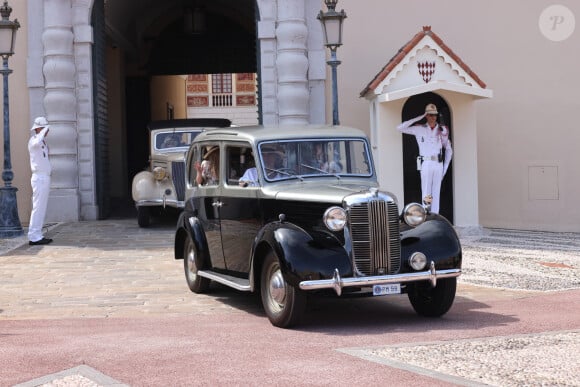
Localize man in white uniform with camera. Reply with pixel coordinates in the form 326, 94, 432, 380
397, 104, 453, 214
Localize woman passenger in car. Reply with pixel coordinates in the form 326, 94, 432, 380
195, 146, 219, 185
311, 142, 327, 170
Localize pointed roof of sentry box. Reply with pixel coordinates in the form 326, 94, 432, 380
360, 26, 492, 101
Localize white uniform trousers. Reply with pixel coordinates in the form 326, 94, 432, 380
420, 160, 444, 213
28, 174, 51, 242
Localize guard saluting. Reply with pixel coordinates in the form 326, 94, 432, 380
397, 103, 453, 214
27, 117, 53, 245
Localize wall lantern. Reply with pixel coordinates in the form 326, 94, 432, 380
0, 0, 18, 56
317, 0, 346, 125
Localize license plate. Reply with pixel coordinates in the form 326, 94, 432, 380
373, 283, 401, 296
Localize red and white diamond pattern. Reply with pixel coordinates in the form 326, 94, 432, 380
417, 61, 436, 83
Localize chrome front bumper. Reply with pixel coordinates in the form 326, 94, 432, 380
135, 199, 185, 208
299, 261, 461, 296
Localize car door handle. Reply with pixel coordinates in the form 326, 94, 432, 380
212, 201, 223, 207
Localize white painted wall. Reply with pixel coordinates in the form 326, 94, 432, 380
187, 106, 259, 127
337, 0, 580, 232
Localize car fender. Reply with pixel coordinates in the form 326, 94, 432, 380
132, 171, 156, 202
253, 222, 352, 288
400, 214, 462, 269
174, 210, 211, 265
132, 170, 176, 203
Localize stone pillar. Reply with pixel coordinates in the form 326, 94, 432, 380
256, 0, 278, 125
275, 0, 309, 125
73, 0, 98, 220
305, 0, 326, 124
27, 0, 47, 120
42, 0, 80, 221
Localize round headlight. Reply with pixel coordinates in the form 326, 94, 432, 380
403, 203, 426, 227
408, 252, 427, 270
153, 166, 167, 181
323, 206, 347, 231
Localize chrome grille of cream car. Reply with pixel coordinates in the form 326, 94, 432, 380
346, 191, 401, 276
172, 162, 186, 201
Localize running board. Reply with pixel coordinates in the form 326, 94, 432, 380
197, 269, 251, 292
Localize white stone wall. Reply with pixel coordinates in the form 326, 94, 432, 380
256, 0, 278, 125
26, 0, 97, 222
187, 106, 259, 127
25, 0, 328, 221
42, 0, 81, 222
73, 0, 98, 220
258, 0, 326, 126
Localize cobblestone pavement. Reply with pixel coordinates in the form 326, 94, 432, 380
348, 228, 580, 387
0, 219, 579, 386
0, 219, 254, 320
459, 228, 580, 291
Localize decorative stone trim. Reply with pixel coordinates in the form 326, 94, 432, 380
275, 0, 309, 125
42, 0, 80, 221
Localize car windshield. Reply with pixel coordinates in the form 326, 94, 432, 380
155, 130, 200, 150
258, 138, 372, 182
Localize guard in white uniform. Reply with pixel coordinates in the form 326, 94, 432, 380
397, 104, 453, 214
27, 117, 53, 245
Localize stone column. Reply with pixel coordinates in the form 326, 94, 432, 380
305, 0, 326, 124
42, 0, 80, 221
275, 0, 309, 125
73, 0, 98, 220
256, 0, 278, 125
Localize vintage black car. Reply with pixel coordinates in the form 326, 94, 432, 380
174, 125, 461, 327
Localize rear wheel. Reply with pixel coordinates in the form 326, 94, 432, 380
137, 206, 150, 228
260, 251, 306, 328
407, 278, 457, 317
183, 237, 210, 293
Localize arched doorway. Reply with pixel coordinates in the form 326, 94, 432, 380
96, 0, 259, 218
28, 0, 321, 222
401, 92, 454, 222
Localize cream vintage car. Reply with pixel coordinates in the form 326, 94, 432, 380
131, 118, 231, 227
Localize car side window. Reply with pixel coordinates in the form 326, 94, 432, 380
226, 144, 255, 186
196, 145, 220, 186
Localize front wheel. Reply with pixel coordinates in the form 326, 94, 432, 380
407, 277, 457, 317
260, 251, 306, 328
137, 206, 151, 228
183, 236, 210, 293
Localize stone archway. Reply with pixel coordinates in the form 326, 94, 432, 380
28, 0, 328, 221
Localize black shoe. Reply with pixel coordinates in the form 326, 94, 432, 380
29, 237, 53, 246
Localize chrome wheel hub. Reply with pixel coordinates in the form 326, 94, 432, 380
268, 269, 286, 306
187, 248, 197, 277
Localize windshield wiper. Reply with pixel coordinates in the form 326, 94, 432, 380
266, 168, 304, 182
300, 163, 341, 179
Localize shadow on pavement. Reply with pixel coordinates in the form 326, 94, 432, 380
297, 296, 518, 334
191, 283, 519, 335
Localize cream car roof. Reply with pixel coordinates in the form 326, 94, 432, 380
192, 125, 369, 145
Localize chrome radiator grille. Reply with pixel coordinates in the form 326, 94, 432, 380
348, 199, 401, 276
172, 162, 186, 201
